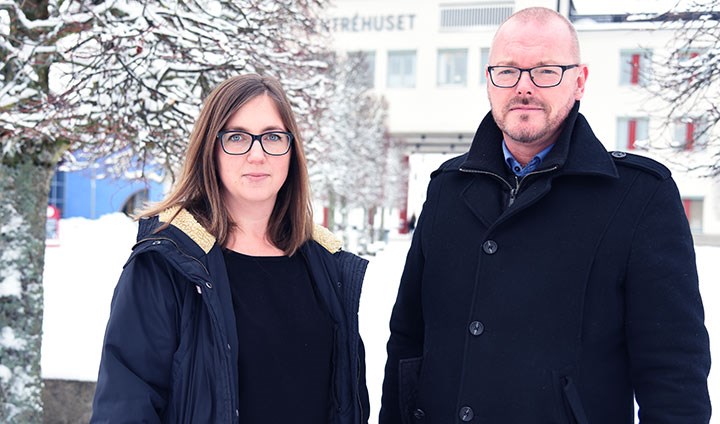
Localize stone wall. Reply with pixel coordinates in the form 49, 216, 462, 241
42, 379, 95, 424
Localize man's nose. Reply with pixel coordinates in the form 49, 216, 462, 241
516, 70, 535, 94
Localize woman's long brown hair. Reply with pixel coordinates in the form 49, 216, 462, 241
139, 74, 313, 256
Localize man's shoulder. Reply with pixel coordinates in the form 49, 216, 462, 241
607, 151, 671, 180
430, 153, 469, 178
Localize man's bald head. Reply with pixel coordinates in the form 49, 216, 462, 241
491, 7, 581, 63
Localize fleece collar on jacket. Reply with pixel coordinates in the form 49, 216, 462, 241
459, 101, 619, 180
156, 206, 343, 255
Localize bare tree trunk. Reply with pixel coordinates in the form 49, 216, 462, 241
366, 206, 376, 244
327, 191, 336, 231
0, 154, 55, 423
379, 206, 387, 242
339, 195, 350, 248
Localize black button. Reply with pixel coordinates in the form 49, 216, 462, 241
611, 151, 627, 159
413, 408, 425, 420
482, 240, 498, 254
459, 406, 474, 421
469, 321, 484, 336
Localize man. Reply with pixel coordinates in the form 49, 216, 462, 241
380, 7, 710, 424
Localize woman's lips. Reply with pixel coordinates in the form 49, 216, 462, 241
243, 173, 269, 181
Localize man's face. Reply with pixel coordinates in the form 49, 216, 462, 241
487, 17, 588, 149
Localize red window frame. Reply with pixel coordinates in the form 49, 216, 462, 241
630, 53, 641, 85
627, 119, 637, 150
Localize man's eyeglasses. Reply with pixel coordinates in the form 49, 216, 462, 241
217, 130, 293, 156
487, 64, 579, 88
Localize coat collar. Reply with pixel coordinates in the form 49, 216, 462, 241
459, 101, 619, 179
146, 206, 342, 256
158, 207, 216, 254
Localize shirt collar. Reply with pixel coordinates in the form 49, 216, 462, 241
502, 141, 555, 177
459, 102, 620, 180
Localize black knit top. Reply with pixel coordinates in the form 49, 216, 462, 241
223, 249, 334, 423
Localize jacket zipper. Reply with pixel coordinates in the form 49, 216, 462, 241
509, 175, 519, 206
459, 165, 558, 207
135, 235, 239, 421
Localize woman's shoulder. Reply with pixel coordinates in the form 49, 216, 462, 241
156, 206, 216, 254
311, 224, 343, 254
307, 225, 368, 274
127, 207, 217, 281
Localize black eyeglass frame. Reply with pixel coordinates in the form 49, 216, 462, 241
217, 130, 294, 156
487, 64, 579, 88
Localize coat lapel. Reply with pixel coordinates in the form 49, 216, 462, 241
457, 102, 619, 229
461, 174, 507, 228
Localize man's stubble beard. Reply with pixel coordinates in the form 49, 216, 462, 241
491, 96, 574, 145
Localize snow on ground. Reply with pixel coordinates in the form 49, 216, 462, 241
41, 214, 138, 382
42, 213, 720, 422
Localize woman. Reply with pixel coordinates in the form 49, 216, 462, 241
91, 74, 369, 423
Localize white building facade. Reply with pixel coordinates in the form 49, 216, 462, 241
326, 0, 720, 238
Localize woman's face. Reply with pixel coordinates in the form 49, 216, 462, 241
216, 94, 291, 214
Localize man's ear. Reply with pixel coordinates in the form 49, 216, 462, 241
575, 64, 589, 100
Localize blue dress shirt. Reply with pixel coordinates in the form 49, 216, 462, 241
502, 141, 555, 177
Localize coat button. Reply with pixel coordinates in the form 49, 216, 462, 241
204, 281, 213, 289
459, 406, 474, 421
611, 151, 627, 159
482, 240, 498, 254
468, 321, 484, 336
413, 408, 425, 420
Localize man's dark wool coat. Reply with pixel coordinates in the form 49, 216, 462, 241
380, 102, 711, 424
91, 208, 369, 423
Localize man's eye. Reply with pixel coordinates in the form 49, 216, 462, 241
538, 68, 559, 75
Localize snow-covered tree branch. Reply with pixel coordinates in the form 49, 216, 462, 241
312, 51, 401, 246
644, 1, 720, 177
0, 0, 332, 420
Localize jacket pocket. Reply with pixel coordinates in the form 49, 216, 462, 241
398, 356, 423, 424
558, 373, 590, 424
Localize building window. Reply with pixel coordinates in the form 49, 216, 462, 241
437, 49, 467, 87
440, 3, 513, 30
673, 118, 708, 151
480, 47, 490, 84
675, 49, 704, 84
678, 49, 700, 61
616, 117, 649, 150
348, 50, 376, 89
387, 50, 416, 88
48, 170, 66, 218
682, 198, 703, 232
620, 50, 652, 86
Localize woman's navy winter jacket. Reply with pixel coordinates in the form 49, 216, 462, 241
91, 208, 369, 423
